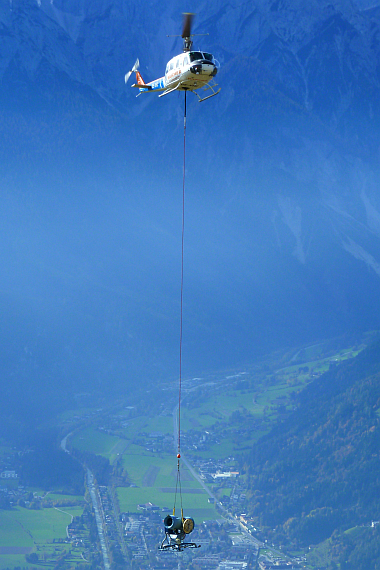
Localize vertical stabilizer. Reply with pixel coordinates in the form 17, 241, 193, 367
135, 70, 147, 86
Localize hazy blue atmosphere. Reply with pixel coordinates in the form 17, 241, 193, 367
2, 0, 380, 420
3, 2, 380, 570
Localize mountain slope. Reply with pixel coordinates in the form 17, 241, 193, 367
246, 340, 380, 547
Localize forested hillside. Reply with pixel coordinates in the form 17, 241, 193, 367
245, 339, 380, 556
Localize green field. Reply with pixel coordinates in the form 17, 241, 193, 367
122, 447, 174, 485
69, 415, 219, 519
122, 446, 198, 487
0, 506, 82, 543
117, 486, 218, 521
192, 437, 262, 460
118, 442, 219, 518
70, 426, 123, 462
181, 390, 259, 431
0, 506, 84, 569
277, 346, 364, 378
117, 414, 173, 442
45, 492, 85, 503
143, 415, 173, 435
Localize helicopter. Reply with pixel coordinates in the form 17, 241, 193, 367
125, 13, 221, 102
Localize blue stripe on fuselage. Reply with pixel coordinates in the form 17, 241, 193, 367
140, 77, 166, 92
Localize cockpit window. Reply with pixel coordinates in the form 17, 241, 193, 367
189, 52, 203, 62
203, 52, 213, 61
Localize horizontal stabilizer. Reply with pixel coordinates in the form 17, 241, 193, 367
132, 83, 152, 90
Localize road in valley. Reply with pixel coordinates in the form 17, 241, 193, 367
60, 432, 111, 570
87, 469, 111, 570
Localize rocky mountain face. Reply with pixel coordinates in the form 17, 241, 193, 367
1, 0, 380, 416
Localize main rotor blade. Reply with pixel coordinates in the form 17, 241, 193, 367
182, 13, 194, 38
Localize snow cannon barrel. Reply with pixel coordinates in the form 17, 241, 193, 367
164, 515, 195, 535
164, 515, 183, 533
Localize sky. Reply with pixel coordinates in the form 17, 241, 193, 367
1, 0, 380, 421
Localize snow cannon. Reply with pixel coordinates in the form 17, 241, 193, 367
164, 514, 195, 535
160, 514, 199, 551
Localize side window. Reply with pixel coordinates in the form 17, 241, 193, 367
184, 56, 189, 66
170, 61, 174, 70
176, 59, 179, 68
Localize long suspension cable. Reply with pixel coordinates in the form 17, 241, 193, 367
179, 90, 186, 454
174, 90, 187, 517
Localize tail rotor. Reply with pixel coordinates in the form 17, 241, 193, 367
125, 58, 140, 84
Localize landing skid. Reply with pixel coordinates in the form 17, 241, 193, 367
158, 84, 181, 98
194, 81, 221, 102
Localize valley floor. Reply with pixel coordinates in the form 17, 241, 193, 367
0, 333, 373, 569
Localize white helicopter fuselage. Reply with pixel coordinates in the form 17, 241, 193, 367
131, 51, 220, 100
164, 51, 218, 90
